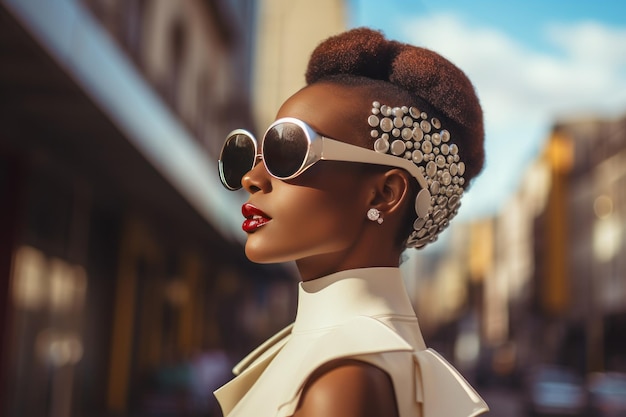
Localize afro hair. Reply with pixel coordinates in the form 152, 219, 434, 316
305, 27, 485, 183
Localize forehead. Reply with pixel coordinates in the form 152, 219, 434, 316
275, 83, 371, 146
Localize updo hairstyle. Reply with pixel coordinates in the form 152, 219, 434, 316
304, 28, 485, 248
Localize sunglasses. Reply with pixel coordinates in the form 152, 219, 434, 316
219, 117, 430, 194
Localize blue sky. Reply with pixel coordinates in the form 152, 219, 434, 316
347, 0, 626, 220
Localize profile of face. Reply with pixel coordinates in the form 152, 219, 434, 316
240, 83, 409, 279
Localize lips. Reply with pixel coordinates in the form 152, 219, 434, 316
241, 203, 272, 233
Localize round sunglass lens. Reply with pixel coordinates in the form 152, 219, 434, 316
263, 122, 308, 178
220, 133, 256, 189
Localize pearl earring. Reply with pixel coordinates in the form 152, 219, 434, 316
367, 208, 383, 224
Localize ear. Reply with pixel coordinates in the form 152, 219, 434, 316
368, 169, 412, 216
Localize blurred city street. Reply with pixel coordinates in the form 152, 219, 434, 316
482, 388, 524, 417
1, 0, 626, 416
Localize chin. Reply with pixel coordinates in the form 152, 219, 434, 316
244, 241, 291, 264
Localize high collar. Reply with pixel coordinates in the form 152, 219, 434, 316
293, 267, 416, 333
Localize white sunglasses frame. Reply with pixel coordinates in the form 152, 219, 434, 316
219, 117, 432, 218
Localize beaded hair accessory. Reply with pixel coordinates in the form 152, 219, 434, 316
369, 102, 465, 249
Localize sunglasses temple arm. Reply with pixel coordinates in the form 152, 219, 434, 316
320, 138, 429, 190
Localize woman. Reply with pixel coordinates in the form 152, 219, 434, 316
215, 28, 489, 417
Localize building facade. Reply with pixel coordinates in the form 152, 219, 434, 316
0, 1, 298, 416
561, 115, 626, 373
252, 0, 346, 134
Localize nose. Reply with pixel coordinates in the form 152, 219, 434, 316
241, 157, 271, 193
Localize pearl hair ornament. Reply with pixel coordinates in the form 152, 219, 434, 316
369, 101, 465, 249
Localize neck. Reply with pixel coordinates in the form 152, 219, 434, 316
296, 252, 400, 282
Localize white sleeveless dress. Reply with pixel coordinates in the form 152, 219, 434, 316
214, 267, 488, 417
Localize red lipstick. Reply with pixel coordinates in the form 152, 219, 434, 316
242, 203, 271, 233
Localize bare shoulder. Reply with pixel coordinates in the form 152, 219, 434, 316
292, 359, 399, 417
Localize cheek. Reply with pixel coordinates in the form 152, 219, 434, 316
284, 191, 361, 241
281, 180, 363, 232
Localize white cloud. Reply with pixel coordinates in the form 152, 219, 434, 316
547, 21, 626, 67
399, 14, 626, 218
545, 21, 626, 109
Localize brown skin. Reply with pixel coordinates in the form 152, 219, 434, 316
241, 82, 411, 417
242, 82, 413, 280
294, 359, 399, 417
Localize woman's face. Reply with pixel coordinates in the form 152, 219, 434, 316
241, 83, 380, 278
